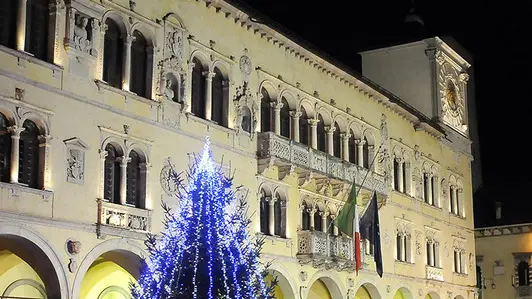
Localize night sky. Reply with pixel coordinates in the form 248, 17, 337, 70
233, 0, 532, 226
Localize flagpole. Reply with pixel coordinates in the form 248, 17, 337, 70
326, 143, 384, 234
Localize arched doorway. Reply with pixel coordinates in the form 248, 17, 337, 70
307, 275, 343, 299
354, 283, 381, 299
308, 279, 331, 299
0, 231, 65, 299
79, 249, 144, 299
425, 291, 441, 299
265, 269, 296, 299
393, 287, 414, 299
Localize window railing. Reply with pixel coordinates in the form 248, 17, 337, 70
426, 265, 444, 281
98, 200, 151, 232
297, 230, 354, 270
517, 285, 532, 298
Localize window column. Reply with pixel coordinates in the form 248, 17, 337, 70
98, 149, 108, 199
428, 240, 434, 266
325, 126, 335, 156
331, 215, 338, 236
452, 186, 459, 214
432, 175, 439, 207
268, 196, 276, 236
16, 0, 28, 51
271, 102, 283, 135
8, 126, 24, 183
119, 156, 130, 205
396, 158, 404, 193
38, 135, 52, 190
183, 62, 195, 113
434, 242, 440, 267
457, 188, 463, 216
341, 132, 350, 161
308, 118, 319, 150
460, 250, 466, 273
140, 162, 150, 209
356, 139, 365, 167
368, 145, 375, 170
122, 34, 134, 91
321, 211, 328, 233
204, 71, 215, 120
427, 174, 433, 205
290, 111, 302, 142
309, 207, 316, 230
404, 162, 412, 195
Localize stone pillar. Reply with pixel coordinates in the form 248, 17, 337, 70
397, 158, 404, 193
290, 111, 302, 142
428, 241, 435, 266
321, 212, 328, 233
182, 63, 195, 113
97, 21, 108, 81
38, 135, 53, 190
356, 139, 365, 167
119, 156, 131, 205
331, 215, 338, 236
400, 234, 406, 261
299, 204, 304, 230
308, 118, 319, 149
452, 187, 459, 215
16, 0, 27, 51
325, 126, 335, 156
434, 242, 440, 267
271, 102, 283, 135
457, 188, 463, 216
404, 162, 412, 195
432, 175, 439, 207
460, 250, 466, 273
122, 34, 134, 91
427, 174, 433, 205
341, 132, 350, 161
8, 126, 24, 184
203, 71, 215, 120
309, 208, 316, 229
268, 197, 275, 236
140, 162, 150, 209
98, 149, 108, 199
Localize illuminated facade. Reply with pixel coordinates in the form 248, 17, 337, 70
0, 0, 477, 298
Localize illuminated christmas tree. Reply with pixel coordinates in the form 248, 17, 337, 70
131, 138, 275, 299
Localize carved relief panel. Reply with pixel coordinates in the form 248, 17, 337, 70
64, 137, 89, 185
64, 4, 99, 58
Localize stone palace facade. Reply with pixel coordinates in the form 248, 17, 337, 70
0, 0, 478, 298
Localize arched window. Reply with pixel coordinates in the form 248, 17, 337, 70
393, 159, 400, 190
191, 58, 206, 119
313, 207, 322, 232
424, 174, 430, 203
449, 186, 455, 212
299, 107, 309, 146
103, 18, 124, 88
301, 203, 311, 231
431, 176, 438, 206
126, 150, 142, 207
403, 161, 408, 193
333, 122, 341, 158
0, 114, 12, 183
363, 136, 370, 168
274, 197, 285, 237
348, 131, 357, 164
317, 114, 326, 152
259, 191, 269, 234
211, 67, 228, 126
25, 0, 49, 60
0, 0, 18, 48
19, 120, 40, 188
104, 144, 121, 204
260, 88, 271, 133
241, 106, 252, 133
518, 261, 531, 286
130, 30, 149, 98
280, 97, 290, 138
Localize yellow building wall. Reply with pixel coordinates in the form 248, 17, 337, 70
0, 250, 45, 298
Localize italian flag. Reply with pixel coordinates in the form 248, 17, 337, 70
334, 181, 361, 275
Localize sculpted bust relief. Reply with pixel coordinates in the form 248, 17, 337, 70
73, 16, 91, 53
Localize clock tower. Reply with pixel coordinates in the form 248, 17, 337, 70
358, 36, 472, 154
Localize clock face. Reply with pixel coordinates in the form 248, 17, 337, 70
445, 80, 458, 112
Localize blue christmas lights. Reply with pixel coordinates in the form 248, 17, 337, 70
131, 138, 274, 299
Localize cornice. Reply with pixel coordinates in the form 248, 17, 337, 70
474, 223, 532, 238
426, 37, 471, 69
204, 0, 446, 140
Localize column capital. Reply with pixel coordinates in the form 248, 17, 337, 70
395, 157, 404, 164
98, 149, 109, 159
8, 125, 25, 136
457, 188, 463, 194
118, 156, 131, 166
355, 139, 366, 146
340, 132, 351, 139
325, 126, 336, 134
308, 118, 320, 126
38, 134, 53, 144
319, 211, 329, 218
270, 101, 284, 110
188, 61, 196, 70
125, 34, 135, 45
202, 70, 215, 79
289, 110, 302, 118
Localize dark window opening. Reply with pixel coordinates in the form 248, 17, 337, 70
333, 122, 341, 158
0, 114, 12, 183
317, 114, 326, 152
191, 58, 206, 119
130, 30, 149, 98
260, 88, 271, 133
211, 67, 227, 126
104, 144, 121, 204
280, 97, 290, 138
103, 18, 124, 88
19, 120, 39, 188
299, 107, 309, 146
25, 0, 49, 60
0, 0, 18, 48
126, 150, 141, 207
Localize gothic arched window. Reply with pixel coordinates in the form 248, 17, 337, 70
191, 58, 206, 119
260, 88, 271, 133
317, 114, 326, 152
299, 107, 309, 146
259, 191, 269, 235
130, 30, 149, 98
0, 113, 12, 183
393, 159, 400, 190
19, 120, 40, 188
280, 97, 290, 138
103, 18, 124, 88
333, 122, 341, 158
348, 131, 357, 164
301, 203, 311, 231
363, 136, 370, 169
104, 144, 121, 204
313, 207, 322, 232
0, 0, 18, 48
211, 67, 228, 127
25, 0, 49, 60
274, 196, 286, 238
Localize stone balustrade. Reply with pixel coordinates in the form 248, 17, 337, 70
99, 200, 151, 232
517, 286, 532, 298
297, 230, 354, 270
426, 265, 444, 281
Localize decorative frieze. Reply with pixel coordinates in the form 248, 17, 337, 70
97, 199, 151, 232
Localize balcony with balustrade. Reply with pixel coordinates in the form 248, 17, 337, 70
517, 286, 532, 299
426, 265, 444, 281
296, 230, 355, 270
257, 132, 389, 200
96, 199, 152, 239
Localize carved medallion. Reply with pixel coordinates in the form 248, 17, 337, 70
239, 55, 252, 77
160, 163, 179, 196
438, 63, 467, 133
